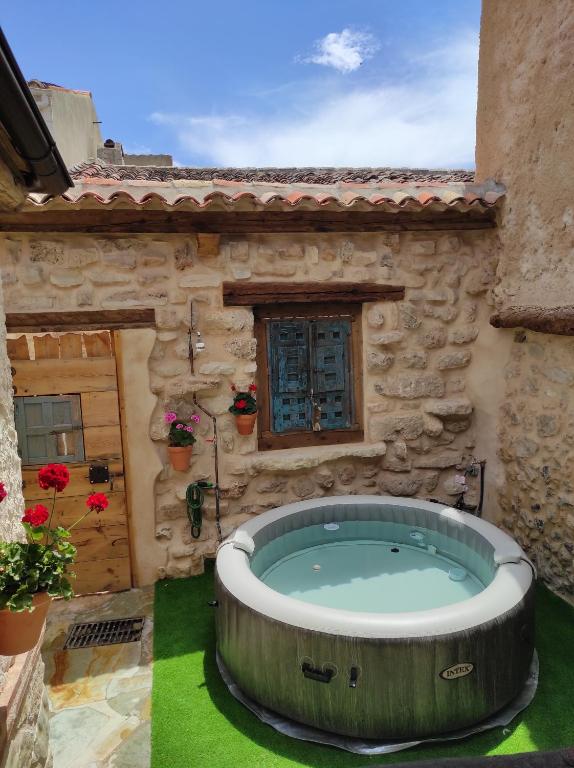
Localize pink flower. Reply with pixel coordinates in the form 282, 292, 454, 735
176, 423, 185, 430
185, 426, 194, 432
191, 414, 200, 423
164, 412, 177, 424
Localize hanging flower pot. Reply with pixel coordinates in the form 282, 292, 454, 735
229, 383, 257, 435
164, 411, 199, 471
0, 592, 52, 656
235, 413, 257, 435
168, 445, 193, 471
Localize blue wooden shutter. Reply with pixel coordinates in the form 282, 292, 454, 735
268, 320, 311, 433
14, 395, 85, 465
311, 318, 353, 430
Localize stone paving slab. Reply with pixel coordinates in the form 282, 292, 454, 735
42, 588, 153, 768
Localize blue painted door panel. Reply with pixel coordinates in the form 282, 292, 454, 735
311, 319, 352, 429
267, 316, 354, 435
269, 320, 311, 433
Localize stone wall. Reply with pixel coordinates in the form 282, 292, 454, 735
0, 175, 50, 764
476, 1, 574, 597
0, 228, 497, 582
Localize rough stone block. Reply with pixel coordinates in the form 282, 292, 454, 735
437, 349, 472, 369
449, 325, 479, 344
305, 245, 319, 264
366, 305, 385, 328
198, 362, 236, 376
77, 289, 94, 306
366, 351, 394, 372
375, 373, 445, 399
399, 351, 428, 369
175, 240, 196, 270
49, 269, 84, 288
422, 413, 444, 437
413, 453, 463, 469
424, 398, 473, 418
371, 414, 425, 441
419, 326, 447, 349
21, 266, 43, 286
314, 468, 335, 489
253, 262, 297, 277
353, 250, 378, 266
29, 240, 64, 264
224, 338, 257, 359
203, 310, 253, 332
179, 272, 222, 288
370, 331, 404, 346
291, 477, 316, 498
409, 289, 453, 303
86, 269, 132, 285
377, 472, 422, 496
423, 303, 459, 322
231, 265, 251, 280
398, 303, 421, 329
410, 240, 436, 257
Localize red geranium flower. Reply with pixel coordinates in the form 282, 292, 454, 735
86, 493, 109, 513
22, 504, 49, 527
0, 483, 7, 503
248, 384, 257, 392
235, 399, 247, 410
38, 464, 70, 492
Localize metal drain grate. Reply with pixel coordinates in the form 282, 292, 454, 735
64, 616, 145, 650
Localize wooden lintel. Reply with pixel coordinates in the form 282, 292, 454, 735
223, 281, 405, 306
6, 309, 156, 334
0, 209, 496, 234
490, 305, 574, 336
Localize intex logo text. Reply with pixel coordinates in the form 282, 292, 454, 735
439, 662, 474, 680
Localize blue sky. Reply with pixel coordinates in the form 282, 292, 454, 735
2, 1, 481, 168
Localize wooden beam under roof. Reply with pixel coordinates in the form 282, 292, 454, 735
6, 309, 156, 333
223, 281, 405, 306
0, 209, 496, 234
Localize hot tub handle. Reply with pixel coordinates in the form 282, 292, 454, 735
301, 661, 334, 684
349, 666, 359, 688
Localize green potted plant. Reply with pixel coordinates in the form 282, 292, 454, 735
165, 411, 200, 471
0, 464, 108, 655
229, 383, 257, 435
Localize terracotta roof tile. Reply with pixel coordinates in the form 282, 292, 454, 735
69, 163, 475, 185
27, 162, 505, 213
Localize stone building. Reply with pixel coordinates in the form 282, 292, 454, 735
0, 164, 505, 588
1, 1, 573, 609
0, 26, 71, 768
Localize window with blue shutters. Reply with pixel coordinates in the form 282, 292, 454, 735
256, 305, 363, 450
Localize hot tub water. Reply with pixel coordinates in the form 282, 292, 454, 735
259, 537, 484, 613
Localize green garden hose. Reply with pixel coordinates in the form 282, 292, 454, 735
186, 481, 213, 539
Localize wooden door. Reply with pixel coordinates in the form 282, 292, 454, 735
9, 331, 132, 594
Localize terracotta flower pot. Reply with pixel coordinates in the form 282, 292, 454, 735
235, 413, 257, 436
0, 592, 52, 656
168, 445, 193, 471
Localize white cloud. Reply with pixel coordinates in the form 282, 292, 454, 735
303, 29, 378, 73
150, 34, 478, 169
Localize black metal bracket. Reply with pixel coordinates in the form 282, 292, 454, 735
89, 464, 110, 484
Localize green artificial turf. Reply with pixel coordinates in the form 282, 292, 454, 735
152, 566, 574, 768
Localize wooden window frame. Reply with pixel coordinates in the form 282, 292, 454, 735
255, 302, 363, 451
15, 394, 85, 465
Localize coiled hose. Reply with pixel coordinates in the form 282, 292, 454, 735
186, 481, 213, 539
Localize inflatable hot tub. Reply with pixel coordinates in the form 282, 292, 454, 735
215, 496, 535, 739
